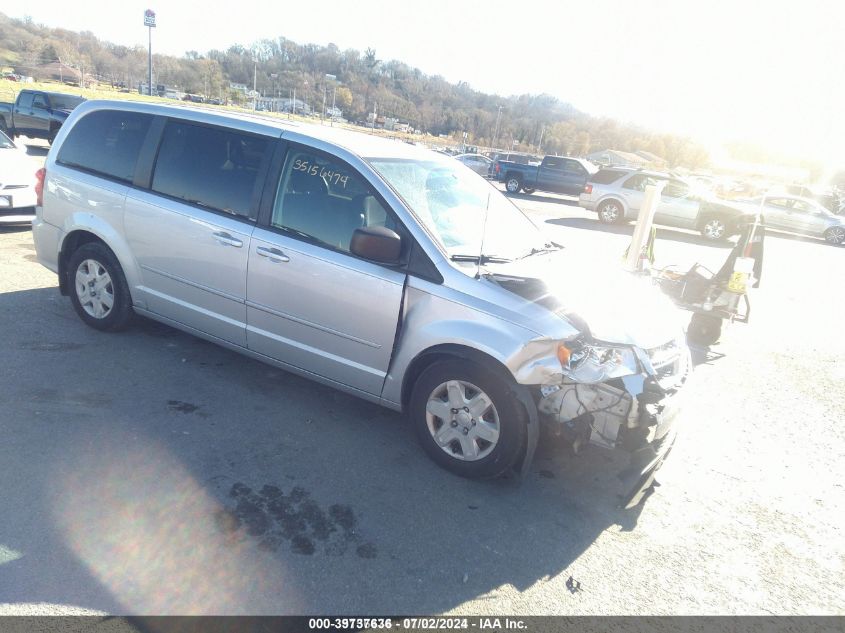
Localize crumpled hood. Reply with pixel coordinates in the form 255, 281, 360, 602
483, 249, 685, 349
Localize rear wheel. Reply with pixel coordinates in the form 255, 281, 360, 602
597, 199, 624, 224
505, 176, 523, 193
67, 242, 134, 332
410, 359, 526, 479
823, 226, 845, 245
687, 312, 722, 346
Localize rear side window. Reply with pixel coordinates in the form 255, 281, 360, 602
151, 121, 269, 220
590, 169, 626, 184
16, 92, 34, 109
563, 160, 586, 175
58, 110, 153, 183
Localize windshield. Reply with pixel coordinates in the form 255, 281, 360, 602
0, 131, 15, 150
49, 95, 85, 110
369, 156, 551, 261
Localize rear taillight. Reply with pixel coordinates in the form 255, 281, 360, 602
583, 183, 593, 194
35, 168, 45, 206
495, 163, 501, 174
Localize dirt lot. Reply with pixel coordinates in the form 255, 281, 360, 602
0, 160, 843, 615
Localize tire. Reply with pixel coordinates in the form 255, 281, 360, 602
522, 187, 535, 195
823, 226, 845, 245
0, 119, 8, 136
597, 199, 624, 224
700, 216, 728, 241
409, 359, 527, 479
48, 127, 58, 145
687, 313, 722, 346
67, 242, 134, 332
505, 176, 523, 194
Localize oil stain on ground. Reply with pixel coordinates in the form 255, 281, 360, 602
215, 482, 377, 559
167, 400, 199, 414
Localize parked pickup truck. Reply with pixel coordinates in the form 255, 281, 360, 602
0, 90, 85, 144
492, 155, 598, 195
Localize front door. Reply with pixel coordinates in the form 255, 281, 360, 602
246, 144, 406, 396
656, 179, 699, 229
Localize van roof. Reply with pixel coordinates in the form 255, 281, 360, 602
76, 99, 435, 162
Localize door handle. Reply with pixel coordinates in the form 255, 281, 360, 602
256, 246, 290, 263
212, 231, 243, 247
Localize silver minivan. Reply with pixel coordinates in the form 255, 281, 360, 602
32, 101, 691, 504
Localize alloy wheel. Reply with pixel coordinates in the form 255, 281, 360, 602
75, 259, 114, 319
425, 380, 500, 461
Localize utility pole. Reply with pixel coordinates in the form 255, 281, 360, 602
331, 83, 337, 127
492, 105, 502, 150
253, 60, 257, 111
537, 125, 545, 154
144, 10, 156, 96
372, 102, 377, 134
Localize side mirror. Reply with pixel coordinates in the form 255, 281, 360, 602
350, 226, 402, 264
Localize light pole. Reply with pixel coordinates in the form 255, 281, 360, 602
492, 105, 502, 150
144, 9, 156, 96
253, 60, 257, 111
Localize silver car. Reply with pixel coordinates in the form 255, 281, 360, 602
32, 101, 691, 501
0, 130, 38, 225
580, 168, 752, 241
745, 195, 845, 245
454, 153, 492, 176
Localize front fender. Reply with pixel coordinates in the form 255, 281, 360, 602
382, 284, 544, 408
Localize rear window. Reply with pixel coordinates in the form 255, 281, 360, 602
58, 110, 153, 183
590, 169, 627, 184
151, 121, 269, 220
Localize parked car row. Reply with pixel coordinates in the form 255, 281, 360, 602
578, 166, 845, 244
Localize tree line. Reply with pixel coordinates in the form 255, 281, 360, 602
0, 12, 710, 167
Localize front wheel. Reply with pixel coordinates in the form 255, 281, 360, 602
505, 177, 523, 193
700, 217, 728, 241
67, 242, 134, 331
824, 226, 845, 245
410, 360, 526, 479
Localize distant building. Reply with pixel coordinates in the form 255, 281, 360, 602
634, 150, 668, 168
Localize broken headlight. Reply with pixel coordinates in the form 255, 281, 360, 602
557, 340, 639, 384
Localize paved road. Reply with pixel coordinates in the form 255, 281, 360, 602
0, 167, 843, 615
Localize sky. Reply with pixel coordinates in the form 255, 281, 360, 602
3, 0, 843, 165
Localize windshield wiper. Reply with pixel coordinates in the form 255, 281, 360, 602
450, 254, 512, 264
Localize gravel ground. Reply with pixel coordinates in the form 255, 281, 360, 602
0, 153, 842, 615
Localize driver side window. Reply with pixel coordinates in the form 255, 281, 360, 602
272, 148, 396, 253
